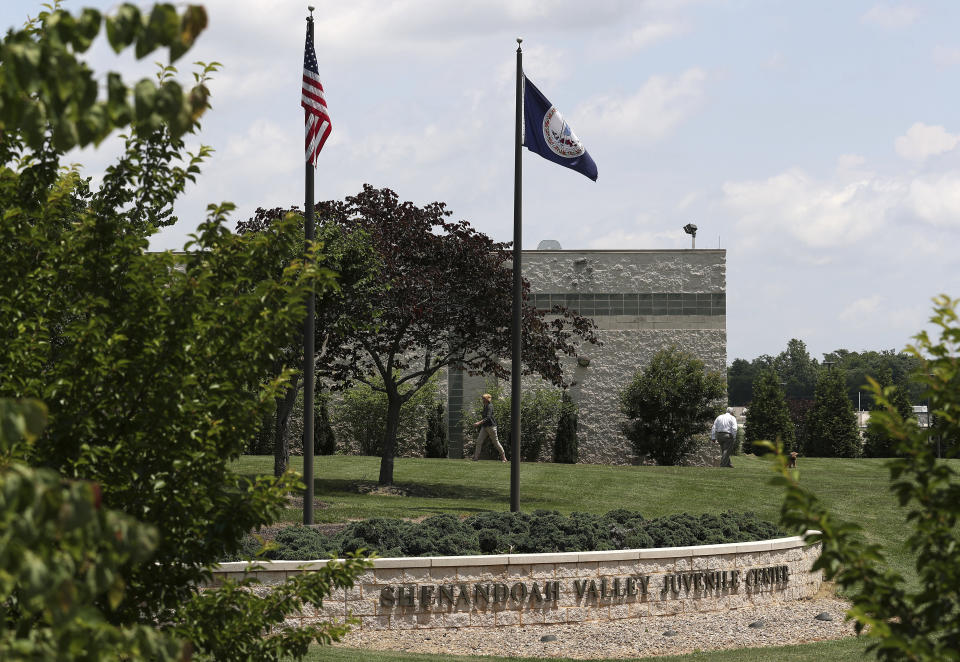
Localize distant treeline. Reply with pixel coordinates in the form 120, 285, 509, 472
727, 339, 923, 409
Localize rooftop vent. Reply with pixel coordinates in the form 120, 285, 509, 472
537, 239, 562, 250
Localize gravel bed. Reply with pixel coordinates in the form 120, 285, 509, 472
336, 597, 856, 659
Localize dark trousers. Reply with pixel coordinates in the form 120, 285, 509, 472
717, 432, 734, 467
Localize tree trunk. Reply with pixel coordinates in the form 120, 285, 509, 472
378, 390, 402, 485
273, 375, 300, 477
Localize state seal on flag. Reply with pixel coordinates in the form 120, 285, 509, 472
542, 106, 585, 159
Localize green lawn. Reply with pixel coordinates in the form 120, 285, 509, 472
241, 453, 955, 662
237, 454, 930, 586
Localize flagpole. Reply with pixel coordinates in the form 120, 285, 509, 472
510, 38, 523, 513
302, 6, 317, 526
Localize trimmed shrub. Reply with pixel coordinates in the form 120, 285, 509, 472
745, 369, 795, 454
249, 510, 784, 560
315, 391, 337, 456
335, 518, 406, 557
424, 402, 447, 459
477, 529, 507, 554
282, 387, 336, 456
807, 368, 861, 457
402, 514, 478, 557
269, 525, 330, 561
552, 390, 579, 463
734, 427, 744, 455
620, 347, 727, 465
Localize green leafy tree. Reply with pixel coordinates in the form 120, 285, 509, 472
619, 347, 726, 465
334, 374, 441, 457
424, 401, 448, 459
553, 390, 579, 464
806, 367, 861, 457
236, 207, 380, 476
768, 294, 960, 662
823, 348, 925, 410
0, 5, 368, 659
726, 357, 757, 406
0, 178, 326, 625
733, 345, 924, 413
863, 366, 915, 458
315, 186, 599, 484
745, 369, 795, 454
0, 3, 210, 156
1, 399, 187, 661
775, 338, 819, 400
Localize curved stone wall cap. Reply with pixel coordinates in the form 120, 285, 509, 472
689, 541, 742, 556
506, 552, 590, 565
636, 545, 700, 559
371, 556, 431, 569
736, 540, 773, 553
575, 549, 640, 563
210, 532, 821, 573
213, 559, 335, 572
431, 554, 511, 567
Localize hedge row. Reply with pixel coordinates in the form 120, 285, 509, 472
232, 510, 784, 561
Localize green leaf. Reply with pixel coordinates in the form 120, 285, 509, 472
72, 8, 102, 52
105, 4, 140, 53
133, 78, 157, 122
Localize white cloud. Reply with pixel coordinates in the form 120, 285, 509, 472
933, 45, 960, 68
839, 295, 883, 321
907, 172, 960, 227
497, 45, 570, 89
586, 227, 686, 250
349, 118, 487, 174
207, 61, 289, 103
836, 153, 868, 172
861, 4, 920, 29
723, 158, 960, 256
894, 123, 959, 161
223, 119, 298, 176
575, 68, 707, 143
763, 52, 785, 70
886, 302, 934, 335
675, 191, 701, 210
722, 168, 905, 250
619, 22, 686, 51
305, 0, 658, 57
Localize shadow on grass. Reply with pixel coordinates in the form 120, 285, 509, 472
314, 478, 504, 501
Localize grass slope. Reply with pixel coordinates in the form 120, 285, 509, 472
237, 454, 918, 585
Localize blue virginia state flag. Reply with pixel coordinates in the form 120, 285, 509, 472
522, 76, 598, 181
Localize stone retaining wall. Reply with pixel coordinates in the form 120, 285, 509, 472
212, 534, 821, 631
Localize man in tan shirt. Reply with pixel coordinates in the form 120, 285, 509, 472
473, 393, 507, 462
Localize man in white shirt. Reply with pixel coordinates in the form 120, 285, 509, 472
711, 407, 738, 468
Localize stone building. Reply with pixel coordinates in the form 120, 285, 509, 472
446, 248, 727, 465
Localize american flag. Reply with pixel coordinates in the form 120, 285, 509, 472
302, 20, 331, 165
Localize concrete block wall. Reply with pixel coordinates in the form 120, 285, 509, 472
447, 250, 727, 464
212, 535, 820, 631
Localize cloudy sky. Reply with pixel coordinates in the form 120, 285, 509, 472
4, 0, 960, 364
